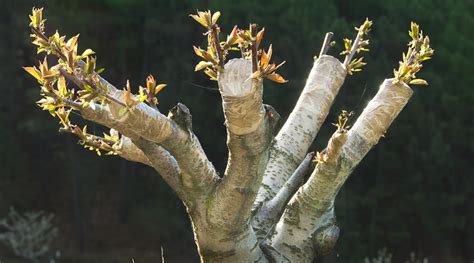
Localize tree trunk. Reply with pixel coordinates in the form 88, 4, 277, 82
25, 9, 433, 262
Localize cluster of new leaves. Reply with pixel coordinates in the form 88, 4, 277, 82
333, 109, 354, 132
191, 10, 287, 83
314, 110, 354, 164
28, 8, 115, 108
341, 18, 373, 74
60, 124, 121, 156
249, 44, 288, 83
393, 22, 434, 85
122, 75, 167, 109
24, 8, 129, 156
315, 110, 353, 164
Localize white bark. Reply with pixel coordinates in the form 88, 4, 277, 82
268, 79, 413, 262
193, 59, 275, 262
252, 152, 314, 239
107, 91, 219, 195
44, 31, 422, 262
254, 55, 346, 208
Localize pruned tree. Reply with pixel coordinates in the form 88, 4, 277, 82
24, 8, 433, 262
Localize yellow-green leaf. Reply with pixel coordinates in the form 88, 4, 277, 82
81, 49, 95, 58
190, 14, 208, 28
154, 84, 167, 95
195, 61, 212, 71
211, 11, 221, 24
409, 79, 428, 85
23, 66, 42, 81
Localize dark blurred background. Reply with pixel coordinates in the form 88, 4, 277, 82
0, 0, 473, 262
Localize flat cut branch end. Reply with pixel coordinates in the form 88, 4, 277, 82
218, 58, 255, 97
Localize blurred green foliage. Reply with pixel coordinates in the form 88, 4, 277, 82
0, 0, 472, 262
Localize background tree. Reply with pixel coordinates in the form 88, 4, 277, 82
1, 0, 472, 262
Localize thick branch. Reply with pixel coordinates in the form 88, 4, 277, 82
180, 59, 273, 263
252, 152, 314, 239
80, 103, 183, 185
268, 79, 413, 262
106, 94, 219, 195
208, 58, 277, 231
254, 55, 346, 208
131, 138, 185, 199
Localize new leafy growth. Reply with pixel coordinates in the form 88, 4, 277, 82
341, 18, 373, 74
393, 22, 434, 86
24, 7, 166, 156
191, 10, 287, 83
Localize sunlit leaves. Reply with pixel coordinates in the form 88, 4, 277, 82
79, 49, 95, 58
190, 10, 285, 83
340, 38, 352, 56
409, 79, 428, 85
29, 7, 45, 32
123, 80, 139, 108
121, 75, 167, 109
190, 10, 228, 80
250, 45, 288, 83
195, 61, 213, 71
347, 57, 366, 75
25, 7, 147, 158
204, 68, 217, 80
55, 107, 71, 128
142, 74, 166, 107
63, 124, 121, 156
190, 10, 215, 29
332, 110, 354, 131
393, 22, 434, 86
341, 18, 373, 74
23, 66, 42, 82
355, 18, 373, 35
84, 55, 96, 75
315, 151, 328, 164
222, 26, 241, 50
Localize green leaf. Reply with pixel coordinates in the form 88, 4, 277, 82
23, 66, 42, 81
409, 79, 428, 85
195, 61, 212, 71
81, 49, 95, 57
211, 11, 221, 24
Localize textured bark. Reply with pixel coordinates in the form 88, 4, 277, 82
107, 91, 220, 196
50, 43, 419, 263
268, 79, 413, 262
254, 55, 346, 208
193, 59, 274, 262
253, 152, 315, 239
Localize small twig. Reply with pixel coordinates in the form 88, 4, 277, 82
143, 89, 158, 110
62, 98, 82, 109
58, 67, 127, 108
210, 25, 224, 69
59, 126, 116, 146
343, 31, 363, 66
250, 24, 258, 73
319, 32, 334, 57
31, 27, 67, 61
